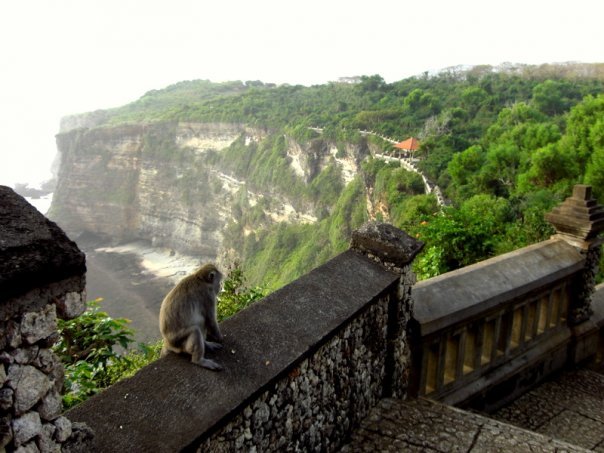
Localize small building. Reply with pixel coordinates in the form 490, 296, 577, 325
393, 137, 420, 158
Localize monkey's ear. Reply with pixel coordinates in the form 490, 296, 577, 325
206, 271, 216, 283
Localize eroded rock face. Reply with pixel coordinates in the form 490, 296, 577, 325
50, 122, 370, 263
52, 123, 253, 261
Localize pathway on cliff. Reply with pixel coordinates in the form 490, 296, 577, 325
309, 127, 446, 207
344, 285, 604, 452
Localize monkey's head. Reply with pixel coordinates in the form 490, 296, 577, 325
196, 263, 223, 296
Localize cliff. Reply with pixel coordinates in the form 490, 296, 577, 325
50, 121, 371, 266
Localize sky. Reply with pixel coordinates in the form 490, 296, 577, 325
0, 0, 603, 188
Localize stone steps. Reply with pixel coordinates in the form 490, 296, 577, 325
341, 396, 588, 452
491, 369, 604, 451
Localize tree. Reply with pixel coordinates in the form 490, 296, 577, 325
561, 94, 604, 170
480, 143, 525, 196
461, 86, 488, 116
447, 145, 485, 199
516, 143, 578, 195
584, 118, 604, 201
532, 80, 579, 116
413, 195, 512, 279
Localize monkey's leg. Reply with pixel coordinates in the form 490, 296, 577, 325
185, 327, 223, 371
205, 340, 224, 352
160, 344, 169, 357
206, 318, 224, 343
160, 341, 183, 357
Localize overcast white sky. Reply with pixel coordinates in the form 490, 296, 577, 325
0, 0, 602, 187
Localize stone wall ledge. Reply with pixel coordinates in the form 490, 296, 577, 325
67, 250, 400, 452
413, 239, 584, 336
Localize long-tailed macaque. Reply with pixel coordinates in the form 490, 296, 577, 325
159, 263, 224, 371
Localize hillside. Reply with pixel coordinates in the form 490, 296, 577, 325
50, 63, 604, 289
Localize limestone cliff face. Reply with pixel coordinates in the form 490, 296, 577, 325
53, 124, 145, 240
50, 121, 369, 262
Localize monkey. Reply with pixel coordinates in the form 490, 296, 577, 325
159, 263, 224, 371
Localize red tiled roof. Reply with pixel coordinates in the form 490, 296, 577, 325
394, 137, 420, 151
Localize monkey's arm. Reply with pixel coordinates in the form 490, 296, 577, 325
206, 314, 223, 343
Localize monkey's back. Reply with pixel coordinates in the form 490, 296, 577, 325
159, 274, 208, 338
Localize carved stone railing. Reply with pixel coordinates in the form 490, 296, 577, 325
409, 184, 604, 411
410, 239, 584, 409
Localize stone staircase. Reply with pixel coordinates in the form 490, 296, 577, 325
342, 367, 604, 452
491, 368, 604, 451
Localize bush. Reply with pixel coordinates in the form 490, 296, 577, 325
218, 264, 266, 320
53, 299, 153, 408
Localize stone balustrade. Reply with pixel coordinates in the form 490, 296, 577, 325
409, 184, 604, 411
411, 239, 585, 410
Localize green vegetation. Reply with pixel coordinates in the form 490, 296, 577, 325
53, 299, 146, 408
228, 175, 367, 290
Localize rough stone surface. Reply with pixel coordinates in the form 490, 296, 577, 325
37, 423, 60, 453
3, 320, 22, 348
32, 349, 61, 375
546, 184, 604, 242
11, 345, 40, 365
351, 221, 424, 270
7, 365, 52, 415
37, 389, 62, 421
12, 411, 42, 447
61, 422, 94, 453
570, 244, 601, 324
54, 291, 86, 319
20, 305, 57, 345
200, 296, 390, 452
0, 388, 14, 411
53, 416, 72, 443
14, 441, 40, 453
0, 187, 89, 452
0, 415, 13, 449
0, 186, 86, 304
342, 397, 588, 452
492, 368, 604, 450
390, 263, 415, 399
